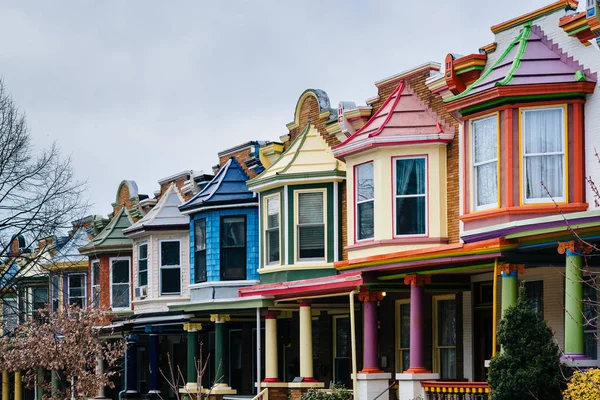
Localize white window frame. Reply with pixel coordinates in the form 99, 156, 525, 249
393, 156, 428, 237
470, 113, 499, 211
159, 239, 182, 296
109, 256, 131, 310
91, 260, 100, 309
295, 189, 327, 262
50, 274, 61, 312
264, 194, 281, 266
137, 242, 148, 287
67, 273, 87, 308
355, 161, 375, 242
520, 106, 567, 205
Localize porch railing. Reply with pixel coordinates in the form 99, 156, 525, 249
421, 381, 490, 400
252, 388, 269, 400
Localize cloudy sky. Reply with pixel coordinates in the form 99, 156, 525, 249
0, 0, 566, 215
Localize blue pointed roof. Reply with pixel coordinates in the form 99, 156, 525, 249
179, 158, 256, 214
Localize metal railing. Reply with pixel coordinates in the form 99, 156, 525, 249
421, 381, 490, 400
372, 380, 397, 400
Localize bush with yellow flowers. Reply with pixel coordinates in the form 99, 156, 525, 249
564, 368, 600, 400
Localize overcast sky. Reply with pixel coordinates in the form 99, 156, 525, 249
0, 0, 564, 216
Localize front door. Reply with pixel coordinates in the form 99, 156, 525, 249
473, 282, 494, 382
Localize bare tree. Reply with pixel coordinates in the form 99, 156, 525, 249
0, 304, 126, 399
0, 78, 87, 320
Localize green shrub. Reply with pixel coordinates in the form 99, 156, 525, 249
300, 384, 352, 400
487, 284, 563, 399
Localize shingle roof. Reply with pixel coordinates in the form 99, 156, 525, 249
179, 158, 255, 213
123, 183, 188, 235
48, 227, 90, 266
446, 23, 597, 103
79, 207, 133, 254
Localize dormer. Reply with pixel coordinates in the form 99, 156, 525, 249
332, 63, 459, 262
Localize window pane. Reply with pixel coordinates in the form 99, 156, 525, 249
266, 196, 279, 229
70, 298, 84, 308
299, 225, 325, 259
195, 250, 207, 283
396, 197, 426, 235
524, 108, 563, 154
525, 281, 544, 319
476, 162, 498, 207
222, 217, 246, 247
112, 260, 130, 284
525, 155, 563, 199
402, 350, 410, 372
357, 201, 374, 240
438, 300, 456, 347
267, 229, 279, 263
92, 287, 101, 309
139, 243, 148, 260
161, 268, 181, 294
400, 303, 411, 348
396, 159, 425, 196
69, 275, 84, 297
33, 287, 48, 310
92, 261, 100, 286
138, 259, 148, 273
139, 270, 148, 287
221, 248, 246, 280
472, 116, 497, 164
356, 163, 374, 201
440, 348, 456, 379
298, 192, 324, 224
161, 241, 180, 266
195, 219, 206, 251
2, 298, 18, 335
112, 284, 130, 308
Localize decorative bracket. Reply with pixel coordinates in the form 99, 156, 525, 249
183, 323, 203, 332
557, 240, 593, 255
403, 274, 431, 286
497, 263, 525, 276
357, 289, 385, 302
210, 314, 231, 323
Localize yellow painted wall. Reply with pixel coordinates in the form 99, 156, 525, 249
345, 144, 448, 260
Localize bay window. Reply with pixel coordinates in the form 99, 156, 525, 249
91, 260, 100, 309
265, 195, 280, 264
160, 240, 181, 295
194, 218, 207, 283
471, 114, 498, 210
110, 258, 130, 309
356, 162, 374, 241
395, 157, 427, 236
297, 191, 325, 260
138, 242, 148, 287
522, 106, 565, 203
68, 274, 86, 308
220, 216, 246, 280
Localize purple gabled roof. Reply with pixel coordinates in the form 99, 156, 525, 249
446, 23, 597, 102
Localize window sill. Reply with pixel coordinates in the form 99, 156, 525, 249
345, 237, 448, 251
460, 202, 589, 223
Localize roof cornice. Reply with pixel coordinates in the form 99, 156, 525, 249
491, 0, 578, 34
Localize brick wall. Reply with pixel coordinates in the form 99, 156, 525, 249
88, 253, 132, 311
190, 208, 259, 283
113, 182, 134, 216
218, 147, 258, 179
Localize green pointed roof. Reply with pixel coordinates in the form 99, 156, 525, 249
79, 207, 133, 255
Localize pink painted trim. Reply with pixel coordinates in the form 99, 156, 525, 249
335, 138, 453, 159
265, 313, 277, 320
262, 378, 282, 383
299, 300, 311, 307
302, 377, 318, 383
345, 237, 449, 251
354, 160, 375, 244
391, 155, 430, 240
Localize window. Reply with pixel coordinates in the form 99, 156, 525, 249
194, 218, 206, 283
160, 240, 181, 295
265, 195, 280, 264
1, 297, 18, 335
194, 219, 207, 283
396, 300, 411, 373
91, 260, 100, 309
333, 315, 351, 388
583, 278, 598, 359
220, 216, 246, 280
356, 162, 374, 241
471, 115, 498, 210
32, 287, 48, 313
524, 280, 544, 319
110, 258, 130, 309
138, 243, 148, 287
522, 107, 565, 203
67, 274, 86, 308
297, 191, 325, 260
434, 296, 456, 379
395, 157, 427, 235
51, 274, 61, 312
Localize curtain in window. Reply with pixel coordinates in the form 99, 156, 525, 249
472, 116, 498, 207
524, 108, 564, 200
297, 192, 325, 259
356, 163, 374, 240
438, 299, 457, 379
266, 196, 280, 263
395, 159, 426, 235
